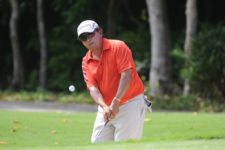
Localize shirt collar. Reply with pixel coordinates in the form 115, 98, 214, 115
87, 38, 110, 61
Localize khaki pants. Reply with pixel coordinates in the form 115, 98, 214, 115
91, 94, 146, 143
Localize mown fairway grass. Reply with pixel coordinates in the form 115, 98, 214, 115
0, 111, 225, 150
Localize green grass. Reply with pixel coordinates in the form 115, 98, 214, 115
0, 111, 225, 150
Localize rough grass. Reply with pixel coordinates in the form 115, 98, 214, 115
1, 91, 224, 112
0, 91, 93, 104
0, 111, 225, 150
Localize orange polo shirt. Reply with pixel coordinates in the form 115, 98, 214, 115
82, 38, 144, 105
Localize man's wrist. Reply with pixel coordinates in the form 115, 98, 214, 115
113, 97, 121, 102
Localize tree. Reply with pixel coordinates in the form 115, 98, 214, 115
183, 0, 198, 96
9, 0, 24, 90
37, 0, 47, 90
146, 0, 171, 96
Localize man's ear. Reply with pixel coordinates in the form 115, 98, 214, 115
99, 28, 103, 36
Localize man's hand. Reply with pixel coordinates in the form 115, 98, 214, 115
102, 106, 111, 121
109, 97, 120, 119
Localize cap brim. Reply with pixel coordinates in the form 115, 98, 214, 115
78, 28, 95, 37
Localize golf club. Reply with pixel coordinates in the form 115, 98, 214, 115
95, 113, 112, 139
95, 120, 109, 139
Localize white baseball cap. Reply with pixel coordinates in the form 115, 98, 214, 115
77, 20, 99, 37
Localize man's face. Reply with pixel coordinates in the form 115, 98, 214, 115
80, 30, 102, 51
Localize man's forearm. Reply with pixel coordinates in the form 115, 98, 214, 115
109, 69, 132, 118
90, 86, 112, 121
89, 86, 108, 108
114, 69, 132, 100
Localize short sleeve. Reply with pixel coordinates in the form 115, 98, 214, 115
115, 41, 133, 73
82, 58, 97, 89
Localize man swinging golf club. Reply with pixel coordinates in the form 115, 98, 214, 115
76, 20, 147, 143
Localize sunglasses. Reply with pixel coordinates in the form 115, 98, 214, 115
78, 32, 96, 41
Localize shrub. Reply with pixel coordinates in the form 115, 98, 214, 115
190, 24, 225, 100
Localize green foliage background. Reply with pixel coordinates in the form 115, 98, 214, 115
0, 0, 225, 107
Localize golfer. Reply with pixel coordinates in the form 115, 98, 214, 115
77, 20, 146, 143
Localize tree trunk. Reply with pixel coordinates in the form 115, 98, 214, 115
107, 0, 116, 36
146, 0, 171, 96
9, 0, 24, 90
183, 0, 197, 96
37, 0, 47, 90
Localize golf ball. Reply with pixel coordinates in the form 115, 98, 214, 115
68, 85, 75, 92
